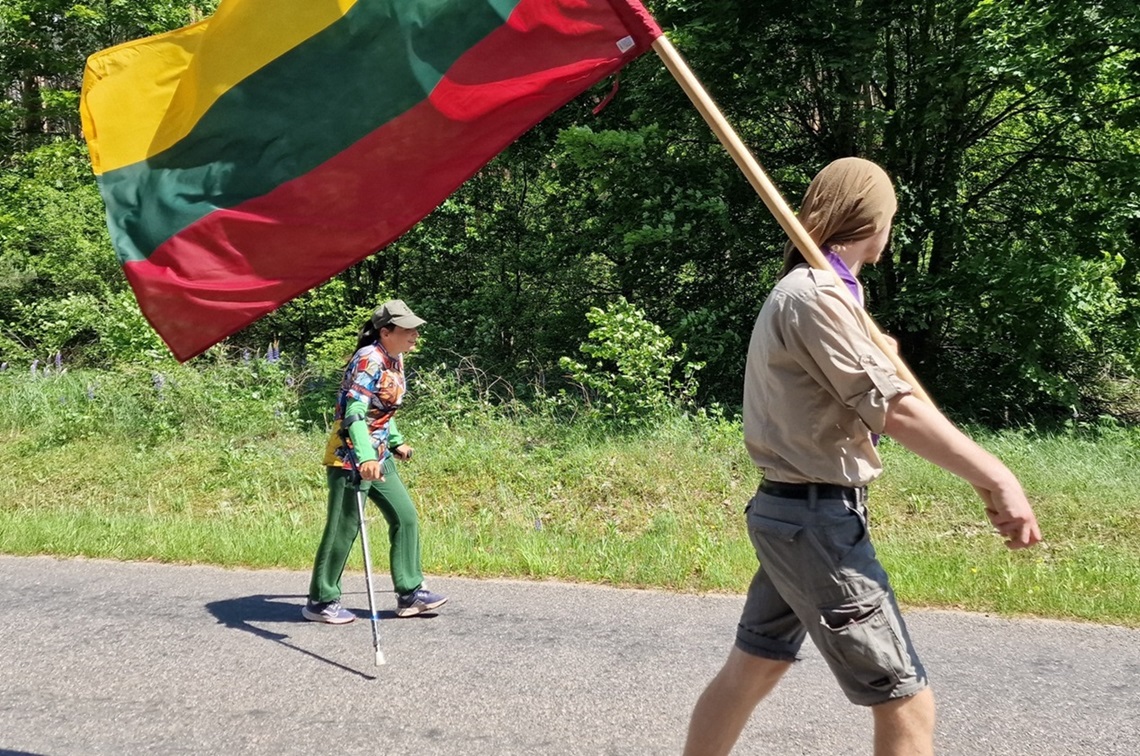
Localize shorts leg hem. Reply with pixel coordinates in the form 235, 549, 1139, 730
849, 679, 930, 707
734, 637, 800, 663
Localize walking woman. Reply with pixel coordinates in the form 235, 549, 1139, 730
303, 299, 447, 623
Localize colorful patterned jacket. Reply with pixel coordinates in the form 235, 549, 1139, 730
322, 342, 406, 470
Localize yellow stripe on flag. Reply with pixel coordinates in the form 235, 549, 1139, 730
82, 0, 358, 175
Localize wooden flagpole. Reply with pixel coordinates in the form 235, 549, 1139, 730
651, 36, 933, 405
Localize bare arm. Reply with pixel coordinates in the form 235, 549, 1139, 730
883, 393, 1042, 550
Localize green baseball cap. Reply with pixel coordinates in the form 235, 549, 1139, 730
372, 299, 425, 330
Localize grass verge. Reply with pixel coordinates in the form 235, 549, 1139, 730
1, 369, 1138, 626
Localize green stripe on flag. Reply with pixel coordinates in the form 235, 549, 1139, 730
99, 0, 520, 264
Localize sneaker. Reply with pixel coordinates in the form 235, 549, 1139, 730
396, 587, 448, 617
302, 599, 355, 624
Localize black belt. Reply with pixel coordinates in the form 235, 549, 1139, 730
759, 480, 866, 503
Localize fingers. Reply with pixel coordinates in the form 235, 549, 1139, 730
995, 515, 1042, 550
1004, 518, 1043, 550
978, 484, 1042, 550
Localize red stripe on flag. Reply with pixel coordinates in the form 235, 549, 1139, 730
125, 0, 660, 361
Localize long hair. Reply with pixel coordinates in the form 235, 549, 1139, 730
352, 318, 397, 353
354, 319, 379, 352
779, 244, 809, 279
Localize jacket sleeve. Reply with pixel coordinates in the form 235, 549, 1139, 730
344, 397, 379, 463
387, 418, 404, 450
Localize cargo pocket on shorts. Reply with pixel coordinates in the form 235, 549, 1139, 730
749, 515, 803, 542
812, 505, 869, 566
747, 515, 806, 575
817, 591, 908, 698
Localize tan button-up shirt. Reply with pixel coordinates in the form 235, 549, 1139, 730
743, 265, 913, 486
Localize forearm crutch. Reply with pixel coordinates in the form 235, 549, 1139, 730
348, 451, 386, 667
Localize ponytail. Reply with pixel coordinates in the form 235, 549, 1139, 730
354, 319, 379, 352
353, 317, 398, 354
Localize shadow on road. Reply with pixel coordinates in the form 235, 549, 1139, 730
204, 593, 386, 680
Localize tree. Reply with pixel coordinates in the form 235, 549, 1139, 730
631, 0, 1140, 422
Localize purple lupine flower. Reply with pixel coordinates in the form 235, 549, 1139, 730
86, 384, 96, 400
242, 348, 251, 363
31, 360, 38, 377
54, 351, 62, 370
59, 395, 67, 405
285, 375, 295, 388
152, 372, 166, 400
534, 517, 543, 532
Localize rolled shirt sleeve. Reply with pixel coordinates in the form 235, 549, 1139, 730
780, 283, 912, 433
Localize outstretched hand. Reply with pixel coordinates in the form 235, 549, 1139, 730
973, 483, 1042, 550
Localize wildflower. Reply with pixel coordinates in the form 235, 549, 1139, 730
152, 372, 166, 400
31, 360, 38, 377
0, 362, 7, 372
54, 351, 62, 370
534, 517, 543, 532
86, 384, 96, 400
266, 340, 280, 363
242, 348, 252, 363
285, 375, 295, 388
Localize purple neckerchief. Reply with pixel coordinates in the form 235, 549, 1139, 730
823, 248, 880, 446
824, 248, 862, 306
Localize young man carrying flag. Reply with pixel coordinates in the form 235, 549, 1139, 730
682, 158, 1042, 756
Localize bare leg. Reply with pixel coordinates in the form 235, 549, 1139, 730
871, 687, 936, 756
682, 646, 792, 756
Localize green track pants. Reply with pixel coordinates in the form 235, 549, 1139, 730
308, 458, 424, 601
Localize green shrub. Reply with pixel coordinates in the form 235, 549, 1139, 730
559, 298, 703, 424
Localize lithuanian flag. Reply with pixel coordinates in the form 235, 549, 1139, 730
81, 0, 661, 361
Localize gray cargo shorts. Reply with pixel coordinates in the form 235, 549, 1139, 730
735, 484, 928, 706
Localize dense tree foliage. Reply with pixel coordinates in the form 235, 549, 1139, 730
1, 0, 1137, 427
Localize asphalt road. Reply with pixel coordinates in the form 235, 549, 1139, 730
2, 555, 1138, 755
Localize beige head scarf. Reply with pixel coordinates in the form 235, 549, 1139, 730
780, 157, 897, 277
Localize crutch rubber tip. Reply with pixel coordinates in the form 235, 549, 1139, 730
375, 650, 386, 666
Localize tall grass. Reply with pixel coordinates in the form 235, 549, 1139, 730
1, 362, 1138, 626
